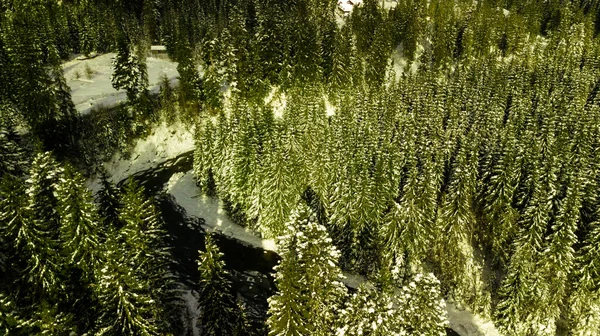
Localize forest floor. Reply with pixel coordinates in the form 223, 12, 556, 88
62, 53, 180, 114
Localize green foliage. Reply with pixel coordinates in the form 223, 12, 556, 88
196, 235, 248, 335
337, 283, 406, 336
96, 178, 174, 335
95, 171, 122, 231
56, 166, 100, 273
267, 202, 347, 336
111, 34, 149, 104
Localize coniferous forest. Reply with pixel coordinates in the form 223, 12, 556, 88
2, 0, 600, 335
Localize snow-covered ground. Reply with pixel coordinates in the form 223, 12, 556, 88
87, 121, 194, 193
62, 53, 179, 114
182, 289, 200, 336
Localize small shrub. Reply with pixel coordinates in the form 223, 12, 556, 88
84, 64, 94, 79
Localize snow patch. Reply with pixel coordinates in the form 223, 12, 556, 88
447, 302, 502, 336
166, 171, 278, 252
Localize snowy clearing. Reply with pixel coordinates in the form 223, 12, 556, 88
87, 121, 194, 193
62, 53, 179, 114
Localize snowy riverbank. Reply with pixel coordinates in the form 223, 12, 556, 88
87, 121, 194, 193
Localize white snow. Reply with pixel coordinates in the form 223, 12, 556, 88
166, 170, 278, 252
447, 302, 502, 336
62, 53, 179, 114
182, 289, 200, 336
87, 121, 194, 193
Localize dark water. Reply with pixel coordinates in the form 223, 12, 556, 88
121, 151, 460, 336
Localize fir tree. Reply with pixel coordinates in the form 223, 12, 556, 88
337, 283, 406, 336
0, 125, 26, 177
96, 178, 173, 335
395, 271, 449, 335
196, 234, 247, 336
22, 152, 64, 300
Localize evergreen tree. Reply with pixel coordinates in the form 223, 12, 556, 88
95, 171, 122, 231
56, 166, 100, 273
0, 125, 25, 177
22, 152, 64, 300
569, 203, 600, 334
111, 33, 149, 105
96, 178, 173, 335
176, 43, 203, 112
0, 292, 32, 335
196, 234, 247, 336
267, 202, 347, 336
337, 283, 406, 336
395, 271, 449, 335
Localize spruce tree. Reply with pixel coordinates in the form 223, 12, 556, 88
267, 202, 347, 336
0, 125, 26, 177
337, 283, 406, 336
196, 234, 247, 336
95, 171, 122, 230
56, 166, 100, 273
22, 152, 64, 299
111, 33, 149, 105
176, 43, 203, 111
96, 178, 173, 335
569, 207, 600, 334
396, 271, 449, 335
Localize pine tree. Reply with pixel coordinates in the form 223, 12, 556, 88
196, 234, 247, 336
569, 205, 600, 334
111, 33, 149, 104
337, 283, 406, 336
95, 236, 161, 336
0, 292, 32, 335
496, 154, 557, 336
0, 125, 26, 177
176, 43, 203, 112
267, 202, 347, 336
395, 271, 449, 335
0, 174, 27, 280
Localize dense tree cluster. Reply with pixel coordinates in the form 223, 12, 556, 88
189, 0, 600, 334
0, 146, 178, 334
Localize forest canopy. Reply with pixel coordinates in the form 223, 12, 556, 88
2, 0, 600, 335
